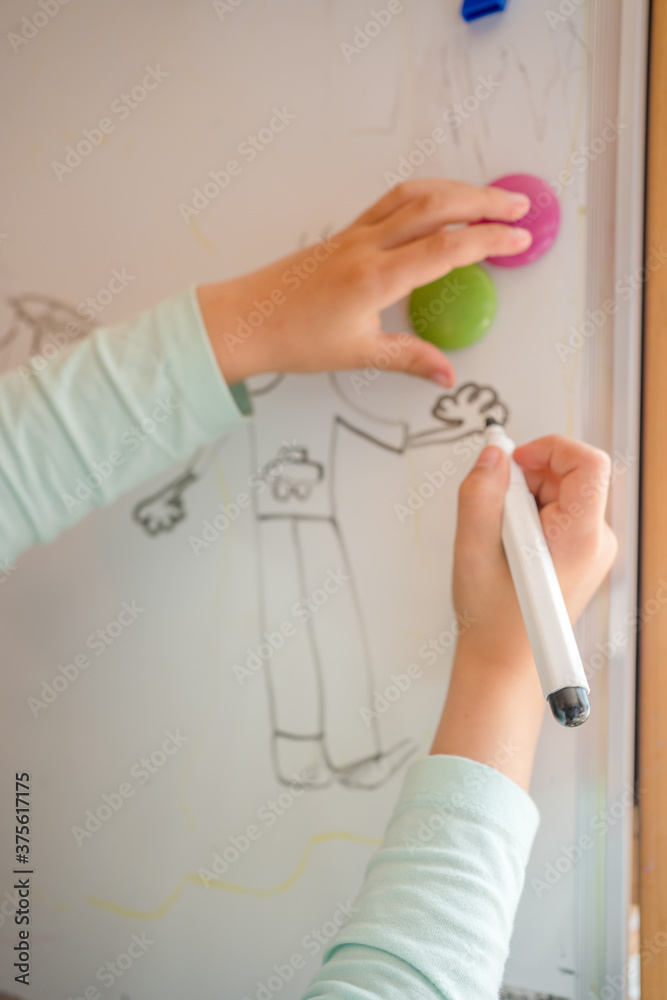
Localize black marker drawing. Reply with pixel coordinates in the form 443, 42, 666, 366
0, 294, 90, 364
1, 284, 508, 792
261, 444, 324, 502
132, 373, 508, 790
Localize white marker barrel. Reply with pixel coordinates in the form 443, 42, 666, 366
485, 419, 590, 727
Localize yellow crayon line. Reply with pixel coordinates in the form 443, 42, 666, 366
86, 830, 381, 921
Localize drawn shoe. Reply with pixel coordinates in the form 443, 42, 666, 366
272, 734, 334, 789
335, 738, 418, 790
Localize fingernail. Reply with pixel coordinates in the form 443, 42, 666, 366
431, 371, 455, 388
512, 227, 532, 248
476, 446, 500, 467
509, 193, 531, 219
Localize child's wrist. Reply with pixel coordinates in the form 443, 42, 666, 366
453, 630, 534, 678
431, 640, 545, 790
196, 282, 276, 385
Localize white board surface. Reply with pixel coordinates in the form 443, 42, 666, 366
0, 1, 643, 998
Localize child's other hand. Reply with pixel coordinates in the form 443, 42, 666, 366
197, 179, 531, 387
452, 436, 618, 667
434, 434, 616, 786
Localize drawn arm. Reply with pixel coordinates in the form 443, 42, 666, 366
132, 379, 256, 535
335, 382, 508, 454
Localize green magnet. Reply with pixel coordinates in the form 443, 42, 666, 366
408, 264, 497, 350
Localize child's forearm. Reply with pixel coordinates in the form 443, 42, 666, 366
304, 753, 539, 999
0, 289, 245, 564
430, 636, 545, 792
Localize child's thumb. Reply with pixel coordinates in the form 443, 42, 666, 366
374, 331, 456, 386
456, 446, 510, 552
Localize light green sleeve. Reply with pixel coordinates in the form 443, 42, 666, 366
0, 286, 249, 565
302, 755, 539, 1000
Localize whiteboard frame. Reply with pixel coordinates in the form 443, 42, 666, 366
577, 0, 648, 993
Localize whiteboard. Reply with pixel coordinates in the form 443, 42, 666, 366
0, 1, 645, 997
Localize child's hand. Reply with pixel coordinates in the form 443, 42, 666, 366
197, 179, 532, 387
452, 436, 618, 666
432, 435, 617, 789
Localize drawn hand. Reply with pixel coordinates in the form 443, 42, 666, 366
132, 475, 194, 536
432, 382, 508, 436
197, 179, 532, 389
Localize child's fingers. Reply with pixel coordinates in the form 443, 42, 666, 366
455, 445, 511, 559
367, 330, 457, 385
378, 223, 531, 303
353, 178, 529, 231
352, 180, 445, 227
513, 436, 612, 524
375, 185, 531, 249
519, 466, 562, 508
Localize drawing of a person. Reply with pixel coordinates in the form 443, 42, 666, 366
133, 374, 508, 789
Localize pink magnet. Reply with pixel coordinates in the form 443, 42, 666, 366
485, 173, 560, 267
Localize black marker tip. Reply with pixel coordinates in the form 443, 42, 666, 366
547, 687, 590, 727
485, 416, 501, 428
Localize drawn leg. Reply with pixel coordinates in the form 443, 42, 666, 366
295, 520, 417, 789
256, 518, 333, 788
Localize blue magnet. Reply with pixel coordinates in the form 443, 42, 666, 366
461, 0, 508, 21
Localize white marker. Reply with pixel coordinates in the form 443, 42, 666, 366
485, 417, 590, 727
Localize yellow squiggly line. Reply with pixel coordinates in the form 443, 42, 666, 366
86, 830, 380, 920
